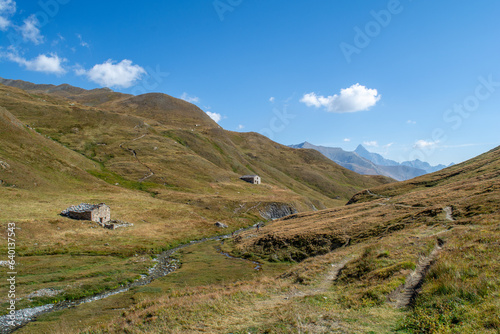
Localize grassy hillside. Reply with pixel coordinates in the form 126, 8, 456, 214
28, 145, 497, 333
232, 145, 500, 333
0, 81, 389, 208
0, 80, 393, 325
0, 80, 497, 333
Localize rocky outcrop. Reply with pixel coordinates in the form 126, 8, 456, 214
259, 203, 297, 220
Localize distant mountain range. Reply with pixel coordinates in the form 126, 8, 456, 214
289, 142, 453, 181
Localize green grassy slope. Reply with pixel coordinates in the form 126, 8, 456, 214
0, 81, 390, 209
36, 145, 498, 334
0, 79, 392, 316
0, 79, 497, 333
0, 105, 100, 191
232, 145, 500, 333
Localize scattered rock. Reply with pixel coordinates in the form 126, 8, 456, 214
215, 222, 228, 228
26, 288, 63, 300
0, 160, 10, 170
0, 304, 54, 331
103, 220, 134, 230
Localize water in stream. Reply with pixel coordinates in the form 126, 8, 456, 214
0, 225, 260, 333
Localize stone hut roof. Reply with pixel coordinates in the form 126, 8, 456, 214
61, 203, 107, 215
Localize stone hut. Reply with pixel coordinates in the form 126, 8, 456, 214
240, 175, 261, 184
61, 203, 111, 224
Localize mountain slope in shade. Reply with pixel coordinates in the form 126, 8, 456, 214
290, 142, 427, 181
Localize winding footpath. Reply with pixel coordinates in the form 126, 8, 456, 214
0, 225, 259, 334
388, 240, 444, 308
119, 134, 156, 182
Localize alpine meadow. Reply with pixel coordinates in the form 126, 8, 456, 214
0, 1, 499, 333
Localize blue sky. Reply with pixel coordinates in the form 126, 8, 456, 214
1, 0, 499, 165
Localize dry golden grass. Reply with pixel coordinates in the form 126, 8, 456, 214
0, 80, 394, 315
69, 146, 499, 333
0, 82, 389, 209
1, 81, 498, 333
236, 145, 500, 262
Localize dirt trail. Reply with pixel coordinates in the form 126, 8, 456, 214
119, 134, 155, 182
246, 255, 353, 310
316, 256, 353, 292
218, 255, 354, 332
443, 206, 455, 221
366, 190, 390, 199
388, 240, 444, 308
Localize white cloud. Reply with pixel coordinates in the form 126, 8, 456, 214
343, 138, 351, 142
407, 120, 417, 124
3, 52, 66, 74
0, 0, 16, 31
384, 142, 394, 148
413, 140, 439, 150
78, 59, 146, 88
51, 33, 65, 46
0, 16, 9, 30
300, 83, 381, 113
19, 15, 44, 44
0, 0, 15, 14
206, 111, 221, 123
180, 92, 200, 104
269, 96, 275, 103
76, 34, 89, 48
300, 92, 331, 108
363, 141, 378, 147
238, 124, 244, 129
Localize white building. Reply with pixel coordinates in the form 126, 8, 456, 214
240, 175, 261, 184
